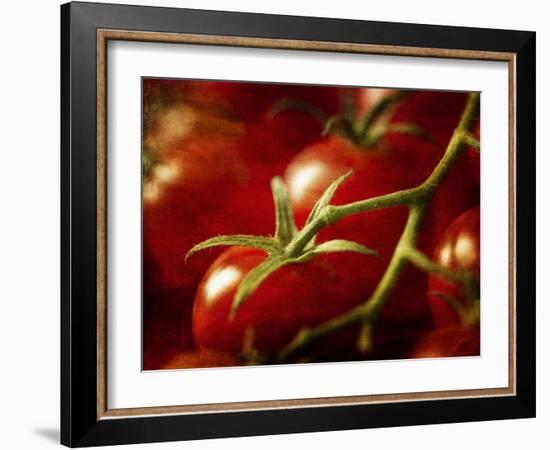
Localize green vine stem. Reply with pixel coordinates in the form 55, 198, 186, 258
277, 92, 480, 362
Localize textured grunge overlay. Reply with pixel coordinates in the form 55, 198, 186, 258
141, 79, 480, 371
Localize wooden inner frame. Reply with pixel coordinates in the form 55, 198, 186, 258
96, 28, 517, 420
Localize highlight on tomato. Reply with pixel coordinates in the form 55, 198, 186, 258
411, 206, 481, 359
428, 206, 480, 329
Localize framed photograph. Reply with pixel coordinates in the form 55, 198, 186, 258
61, 1, 535, 447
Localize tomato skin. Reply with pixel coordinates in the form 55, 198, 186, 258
192, 247, 369, 359
411, 326, 480, 358
428, 206, 480, 328
183, 81, 341, 121
143, 133, 250, 285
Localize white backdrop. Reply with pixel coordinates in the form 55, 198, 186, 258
0, 0, 546, 449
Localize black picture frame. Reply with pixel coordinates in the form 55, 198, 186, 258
61, 1, 536, 447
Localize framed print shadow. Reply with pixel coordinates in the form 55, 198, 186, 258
61, 1, 536, 447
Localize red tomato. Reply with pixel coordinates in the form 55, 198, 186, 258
411, 326, 480, 358
428, 206, 480, 328
143, 132, 250, 286
141, 88, 250, 369
192, 247, 370, 360
183, 80, 341, 121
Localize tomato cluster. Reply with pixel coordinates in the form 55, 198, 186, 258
142, 80, 480, 369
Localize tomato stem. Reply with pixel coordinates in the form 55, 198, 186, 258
404, 247, 476, 293
461, 130, 481, 151
278, 92, 481, 362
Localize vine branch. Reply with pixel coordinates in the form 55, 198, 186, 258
278, 92, 480, 362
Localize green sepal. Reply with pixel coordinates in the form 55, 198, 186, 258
306, 171, 352, 226
230, 238, 376, 318
268, 97, 328, 125
387, 122, 434, 142
429, 289, 480, 328
358, 91, 408, 136
271, 177, 298, 246
321, 114, 346, 137
362, 121, 433, 148
294, 239, 377, 263
230, 257, 289, 319
306, 239, 377, 257
428, 290, 469, 325
185, 235, 282, 262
